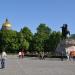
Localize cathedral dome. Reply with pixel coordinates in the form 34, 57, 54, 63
2, 19, 11, 27
2, 19, 11, 30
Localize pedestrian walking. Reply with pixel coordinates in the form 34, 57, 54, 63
18, 51, 22, 58
39, 51, 45, 60
1, 51, 7, 69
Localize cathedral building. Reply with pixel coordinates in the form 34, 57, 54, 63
1, 18, 11, 30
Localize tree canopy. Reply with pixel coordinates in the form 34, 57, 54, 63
0, 23, 62, 54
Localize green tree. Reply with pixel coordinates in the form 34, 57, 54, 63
0, 30, 18, 53
47, 31, 61, 53
20, 27, 33, 51
17, 32, 29, 51
32, 24, 51, 52
20, 27, 33, 42
37, 24, 51, 39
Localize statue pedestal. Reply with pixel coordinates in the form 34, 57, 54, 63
56, 39, 75, 56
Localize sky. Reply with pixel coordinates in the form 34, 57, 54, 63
0, 0, 75, 34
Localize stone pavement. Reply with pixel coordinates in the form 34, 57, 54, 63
0, 55, 75, 75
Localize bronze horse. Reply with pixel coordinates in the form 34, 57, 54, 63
61, 24, 70, 39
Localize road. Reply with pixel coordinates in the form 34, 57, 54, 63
0, 55, 75, 75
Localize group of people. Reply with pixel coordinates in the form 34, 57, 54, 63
0, 50, 25, 69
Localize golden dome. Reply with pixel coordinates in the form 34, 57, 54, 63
2, 19, 11, 27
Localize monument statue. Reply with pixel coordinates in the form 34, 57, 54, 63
61, 24, 70, 39
56, 24, 70, 59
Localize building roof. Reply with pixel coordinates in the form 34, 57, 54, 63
2, 18, 11, 27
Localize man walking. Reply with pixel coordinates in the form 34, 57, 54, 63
1, 51, 7, 69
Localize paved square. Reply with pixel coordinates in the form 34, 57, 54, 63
0, 55, 75, 75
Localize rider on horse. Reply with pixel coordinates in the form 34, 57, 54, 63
61, 24, 70, 39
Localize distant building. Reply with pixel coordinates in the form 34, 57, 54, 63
1, 19, 11, 30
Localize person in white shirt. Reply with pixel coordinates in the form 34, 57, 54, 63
1, 51, 7, 68
18, 51, 22, 58
2, 51, 7, 59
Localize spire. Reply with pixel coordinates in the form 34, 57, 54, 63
6, 18, 8, 22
